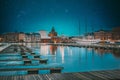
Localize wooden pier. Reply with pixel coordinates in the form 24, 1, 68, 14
0, 69, 120, 80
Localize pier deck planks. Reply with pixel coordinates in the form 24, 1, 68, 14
0, 69, 120, 80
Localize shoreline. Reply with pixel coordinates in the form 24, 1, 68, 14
0, 42, 120, 49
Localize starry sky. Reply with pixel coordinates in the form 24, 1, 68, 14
0, 0, 120, 36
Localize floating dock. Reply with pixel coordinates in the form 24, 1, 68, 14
0, 44, 64, 76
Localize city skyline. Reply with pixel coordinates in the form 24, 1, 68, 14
0, 0, 120, 36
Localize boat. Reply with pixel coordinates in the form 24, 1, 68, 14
75, 39, 101, 44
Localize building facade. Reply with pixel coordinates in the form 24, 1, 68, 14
48, 27, 60, 43
39, 30, 48, 39
94, 30, 112, 40
48, 27, 57, 37
0, 35, 3, 42
25, 33, 41, 42
2, 32, 26, 42
18, 32, 25, 42
112, 27, 120, 40
39, 30, 51, 43
1, 32, 40, 43
2, 32, 19, 42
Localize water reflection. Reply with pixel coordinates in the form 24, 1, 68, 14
49, 45, 57, 55
23, 43, 120, 59
67, 46, 73, 56
113, 50, 120, 58
24, 43, 120, 73
22, 43, 40, 48
94, 48, 120, 58
60, 46, 64, 63
40, 45, 49, 55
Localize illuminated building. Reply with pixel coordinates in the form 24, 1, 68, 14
48, 27, 57, 37
48, 27, 62, 43
39, 30, 51, 43
39, 30, 48, 39
1, 32, 26, 42
25, 33, 40, 42
2, 32, 19, 42
0, 35, 3, 42
18, 32, 25, 42
94, 30, 112, 40
112, 27, 120, 40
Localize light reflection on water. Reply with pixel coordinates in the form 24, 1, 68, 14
1, 43, 120, 75
24, 43, 120, 73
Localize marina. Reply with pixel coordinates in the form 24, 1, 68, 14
1, 0, 120, 79
0, 43, 120, 80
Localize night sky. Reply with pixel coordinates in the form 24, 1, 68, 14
0, 0, 120, 36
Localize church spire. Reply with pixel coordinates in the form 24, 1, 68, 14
51, 26, 55, 32
48, 26, 57, 37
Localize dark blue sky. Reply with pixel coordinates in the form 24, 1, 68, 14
0, 0, 120, 36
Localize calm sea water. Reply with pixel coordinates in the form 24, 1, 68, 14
0, 43, 120, 75
26, 43, 120, 73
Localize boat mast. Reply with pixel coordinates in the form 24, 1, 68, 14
78, 20, 80, 37
85, 17, 87, 39
92, 25, 94, 39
